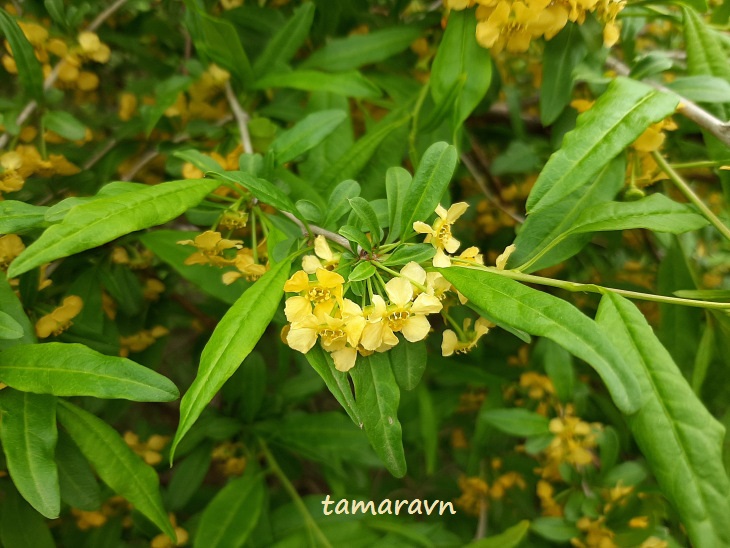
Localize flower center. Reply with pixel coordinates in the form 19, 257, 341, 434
308, 287, 331, 303
387, 309, 410, 331
436, 223, 452, 247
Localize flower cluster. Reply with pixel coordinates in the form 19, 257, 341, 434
123, 431, 170, 466
0, 145, 79, 196
119, 326, 169, 358
0, 234, 24, 271
446, 0, 624, 54
35, 295, 83, 338
454, 465, 526, 515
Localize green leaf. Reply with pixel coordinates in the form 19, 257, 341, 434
173, 149, 225, 173
0, 485, 54, 548
323, 179, 361, 227
467, 520, 530, 548
540, 23, 586, 125
400, 142, 458, 240
165, 441, 212, 511
0, 342, 179, 402
348, 261, 376, 282
55, 431, 101, 511
194, 470, 265, 548
0, 201, 48, 234
184, 5, 253, 86
212, 171, 298, 216
539, 339, 575, 402
8, 179, 219, 278
139, 75, 193, 136
384, 167, 412, 243
171, 260, 290, 460
692, 322, 715, 395
0, 390, 59, 518
479, 408, 550, 437
141, 230, 249, 305
43, 111, 87, 141
441, 267, 641, 414
382, 244, 435, 266
339, 225, 372, 252
253, 2, 315, 77
531, 517, 580, 542
596, 293, 730, 547
349, 197, 383, 243
526, 78, 679, 214
350, 353, 406, 477
666, 76, 730, 103
305, 345, 361, 425
0, 273, 35, 349
320, 112, 411, 192
390, 339, 427, 391
0, 311, 23, 340
57, 400, 175, 539
431, 8, 492, 128
254, 69, 381, 98
301, 26, 423, 72
0, 10, 44, 101
272, 110, 347, 164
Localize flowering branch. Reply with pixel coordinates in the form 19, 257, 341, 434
606, 57, 730, 148
280, 211, 354, 253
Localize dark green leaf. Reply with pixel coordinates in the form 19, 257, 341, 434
323, 179, 361, 227
350, 353, 406, 477
272, 110, 347, 164
43, 111, 87, 141
400, 142, 458, 240
0, 201, 48, 234
531, 518, 580, 542
339, 225, 372, 252
0, 10, 44, 101
8, 179, 219, 278
253, 2, 315, 77
0, 342, 179, 402
390, 339, 427, 391
596, 293, 730, 547
441, 267, 641, 414
55, 431, 101, 511
165, 442, 213, 512
468, 520, 530, 548
0, 390, 59, 518
212, 171, 298, 216
479, 408, 550, 437
540, 23, 586, 125
171, 259, 290, 460
57, 401, 175, 539
254, 69, 381, 98
385, 166, 412, 243
0, 486, 54, 548
382, 244, 435, 266
0, 273, 34, 350
0, 311, 23, 340
305, 345, 361, 425
348, 261, 376, 282
349, 197, 383, 243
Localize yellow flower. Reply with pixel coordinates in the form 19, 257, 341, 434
442, 317, 491, 356
119, 326, 169, 357
413, 202, 468, 254
0, 234, 25, 270
454, 475, 489, 516
177, 231, 242, 267
118, 92, 138, 121
77, 31, 111, 63
302, 235, 341, 274
629, 516, 650, 529
218, 210, 248, 229
35, 296, 84, 338
496, 244, 516, 270
283, 268, 344, 322
222, 248, 267, 284
361, 276, 442, 351
150, 514, 188, 548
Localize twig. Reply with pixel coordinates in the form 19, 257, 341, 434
652, 150, 730, 242
606, 57, 730, 148
120, 148, 159, 181
0, 0, 128, 150
461, 154, 525, 224
224, 81, 253, 155
281, 211, 354, 253
82, 138, 118, 170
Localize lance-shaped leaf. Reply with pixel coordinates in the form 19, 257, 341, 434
390, 338, 427, 391
526, 78, 678, 214
8, 179, 219, 278
0, 10, 44, 101
0, 390, 59, 519
212, 171, 298, 217
253, 69, 382, 99
400, 142, 458, 240
0, 201, 48, 234
253, 2, 315, 77
57, 401, 175, 539
385, 167, 411, 243
479, 408, 551, 437
441, 267, 641, 414
350, 353, 406, 477
171, 260, 290, 460
0, 343, 179, 402
596, 293, 730, 547
272, 110, 347, 164
0, 311, 23, 340
194, 469, 265, 548
539, 23, 586, 125
0, 486, 54, 548
305, 345, 361, 426
55, 431, 101, 511
349, 197, 383, 243
0, 273, 35, 350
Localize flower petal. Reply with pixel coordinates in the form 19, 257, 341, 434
441, 329, 458, 357
433, 249, 452, 268
402, 314, 431, 342
286, 325, 318, 354
285, 296, 311, 322
331, 347, 358, 372
284, 270, 309, 292
412, 293, 443, 315
302, 255, 322, 274
400, 261, 427, 285
385, 277, 413, 307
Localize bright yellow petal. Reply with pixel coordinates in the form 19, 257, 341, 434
284, 270, 310, 292
442, 330, 458, 357
315, 268, 344, 287
314, 235, 334, 261
286, 325, 318, 353
285, 296, 311, 322
446, 202, 469, 223
331, 347, 358, 372
302, 255, 323, 274
401, 314, 431, 342
411, 293, 443, 315
361, 321, 386, 351
385, 277, 413, 307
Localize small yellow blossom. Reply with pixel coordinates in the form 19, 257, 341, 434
178, 231, 242, 267
629, 516, 650, 529
454, 475, 489, 516
222, 249, 268, 284
218, 209, 248, 229
77, 31, 111, 63
571, 516, 616, 548
414, 202, 468, 254
442, 317, 491, 356
0, 234, 25, 270
118, 92, 138, 121
124, 431, 170, 466
35, 296, 83, 338
119, 326, 169, 357
151, 514, 188, 548
496, 244, 516, 270
302, 235, 341, 274
283, 268, 344, 322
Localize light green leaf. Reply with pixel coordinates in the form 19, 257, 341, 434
212, 171, 298, 216
305, 345, 361, 426
8, 179, 219, 278
57, 401, 175, 539
272, 110, 347, 164
348, 261, 376, 282
0, 311, 23, 340
0, 201, 48, 234
349, 197, 383, 242
323, 179, 361, 227
531, 517, 580, 542
253, 2, 315, 77
0, 273, 34, 349
382, 244, 435, 266
0, 486, 54, 548
43, 111, 87, 141
384, 166, 412, 243
390, 339, 427, 391
254, 69, 381, 98
350, 353, 406, 477
55, 431, 101, 511
0, 390, 59, 518
468, 520, 530, 548
194, 470, 265, 548
692, 322, 715, 395
139, 75, 193, 136
173, 149, 225, 173
301, 26, 423, 72
479, 408, 550, 437
526, 78, 679, 214
441, 267, 641, 414
400, 142, 458, 240
0, 342, 179, 402
540, 23, 586, 125
171, 260, 290, 460
140, 230, 249, 305
666, 76, 730, 103
596, 293, 730, 547
0, 10, 44, 101
339, 225, 372, 252
431, 8, 492, 128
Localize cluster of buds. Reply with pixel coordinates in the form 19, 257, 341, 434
0, 145, 80, 196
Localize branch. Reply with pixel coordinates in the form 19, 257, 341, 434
0, 0, 128, 150
606, 57, 730, 148
461, 153, 525, 224
281, 211, 354, 253
224, 81, 253, 155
